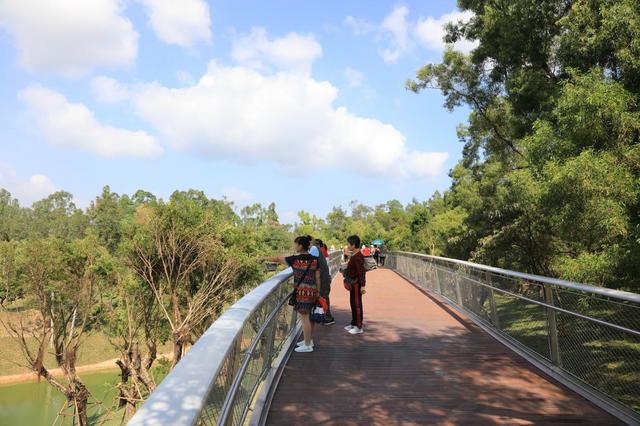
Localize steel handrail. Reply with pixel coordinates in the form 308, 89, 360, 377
429, 263, 640, 337
396, 251, 640, 304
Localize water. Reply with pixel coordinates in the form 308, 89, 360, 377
0, 369, 122, 425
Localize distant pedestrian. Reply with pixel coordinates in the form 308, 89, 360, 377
361, 245, 371, 257
378, 244, 387, 267
262, 236, 320, 352
313, 239, 335, 325
372, 245, 379, 265
344, 235, 366, 334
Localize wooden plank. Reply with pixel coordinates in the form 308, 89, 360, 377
266, 269, 622, 425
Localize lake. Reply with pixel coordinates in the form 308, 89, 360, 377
0, 370, 123, 425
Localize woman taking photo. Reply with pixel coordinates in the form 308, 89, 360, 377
262, 236, 320, 353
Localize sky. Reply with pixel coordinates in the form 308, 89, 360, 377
0, 0, 474, 223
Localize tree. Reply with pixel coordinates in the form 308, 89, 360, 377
0, 241, 20, 307
4, 236, 109, 426
126, 199, 243, 366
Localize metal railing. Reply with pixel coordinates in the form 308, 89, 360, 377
129, 251, 342, 426
387, 251, 640, 424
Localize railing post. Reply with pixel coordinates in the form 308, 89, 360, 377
543, 283, 562, 367
486, 272, 500, 328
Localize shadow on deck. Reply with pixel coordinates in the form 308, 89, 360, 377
266, 269, 621, 425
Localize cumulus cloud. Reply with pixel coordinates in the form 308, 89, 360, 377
345, 7, 477, 63
231, 27, 322, 74
91, 76, 130, 103
414, 10, 478, 54
343, 67, 364, 88
0, 164, 56, 205
379, 5, 412, 64
130, 61, 447, 178
19, 86, 163, 159
138, 0, 211, 47
0, 0, 138, 76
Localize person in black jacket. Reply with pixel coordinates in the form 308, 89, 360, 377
312, 238, 334, 325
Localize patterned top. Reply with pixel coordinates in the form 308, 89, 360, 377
285, 253, 319, 314
285, 253, 319, 288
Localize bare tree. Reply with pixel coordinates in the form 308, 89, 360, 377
128, 206, 241, 366
1, 237, 106, 426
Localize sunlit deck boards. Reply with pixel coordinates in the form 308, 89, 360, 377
266, 268, 620, 425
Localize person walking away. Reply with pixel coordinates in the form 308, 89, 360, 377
378, 244, 387, 267
361, 245, 371, 257
312, 239, 335, 325
372, 245, 379, 265
344, 235, 366, 334
262, 236, 320, 352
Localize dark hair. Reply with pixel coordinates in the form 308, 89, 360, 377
313, 238, 324, 247
347, 235, 361, 248
294, 236, 312, 251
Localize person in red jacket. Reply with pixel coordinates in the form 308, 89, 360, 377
344, 235, 366, 334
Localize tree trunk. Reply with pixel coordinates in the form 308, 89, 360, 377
172, 338, 184, 367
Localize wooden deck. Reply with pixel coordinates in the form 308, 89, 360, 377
266, 268, 621, 425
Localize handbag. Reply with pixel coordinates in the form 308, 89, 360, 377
310, 305, 326, 323
288, 258, 314, 306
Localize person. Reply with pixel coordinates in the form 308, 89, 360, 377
378, 244, 387, 267
312, 239, 335, 325
344, 235, 366, 334
361, 244, 371, 257
343, 245, 351, 262
262, 236, 320, 352
372, 245, 379, 265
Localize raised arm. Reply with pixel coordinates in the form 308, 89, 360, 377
261, 255, 287, 265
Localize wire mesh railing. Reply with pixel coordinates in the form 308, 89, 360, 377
387, 251, 640, 424
129, 251, 342, 426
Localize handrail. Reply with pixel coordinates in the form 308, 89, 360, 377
396, 251, 640, 304
387, 251, 640, 424
129, 251, 343, 426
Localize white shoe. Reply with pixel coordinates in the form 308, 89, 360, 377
294, 344, 314, 353
344, 325, 355, 331
348, 327, 364, 335
296, 340, 313, 348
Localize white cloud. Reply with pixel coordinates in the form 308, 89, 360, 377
231, 28, 322, 74
138, 0, 211, 48
222, 186, 254, 204
379, 5, 412, 63
0, 0, 138, 76
130, 61, 447, 178
414, 10, 478, 54
343, 67, 364, 88
176, 71, 195, 87
91, 76, 130, 103
344, 16, 374, 36
19, 86, 163, 159
0, 164, 56, 205
346, 7, 477, 63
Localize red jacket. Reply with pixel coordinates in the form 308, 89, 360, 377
346, 251, 366, 287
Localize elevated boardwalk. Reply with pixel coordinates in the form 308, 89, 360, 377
267, 268, 620, 425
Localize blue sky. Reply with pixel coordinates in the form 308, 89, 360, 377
0, 0, 473, 223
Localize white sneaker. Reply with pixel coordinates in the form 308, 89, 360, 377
296, 340, 313, 348
294, 344, 314, 353
344, 325, 355, 331
348, 327, 364, 335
